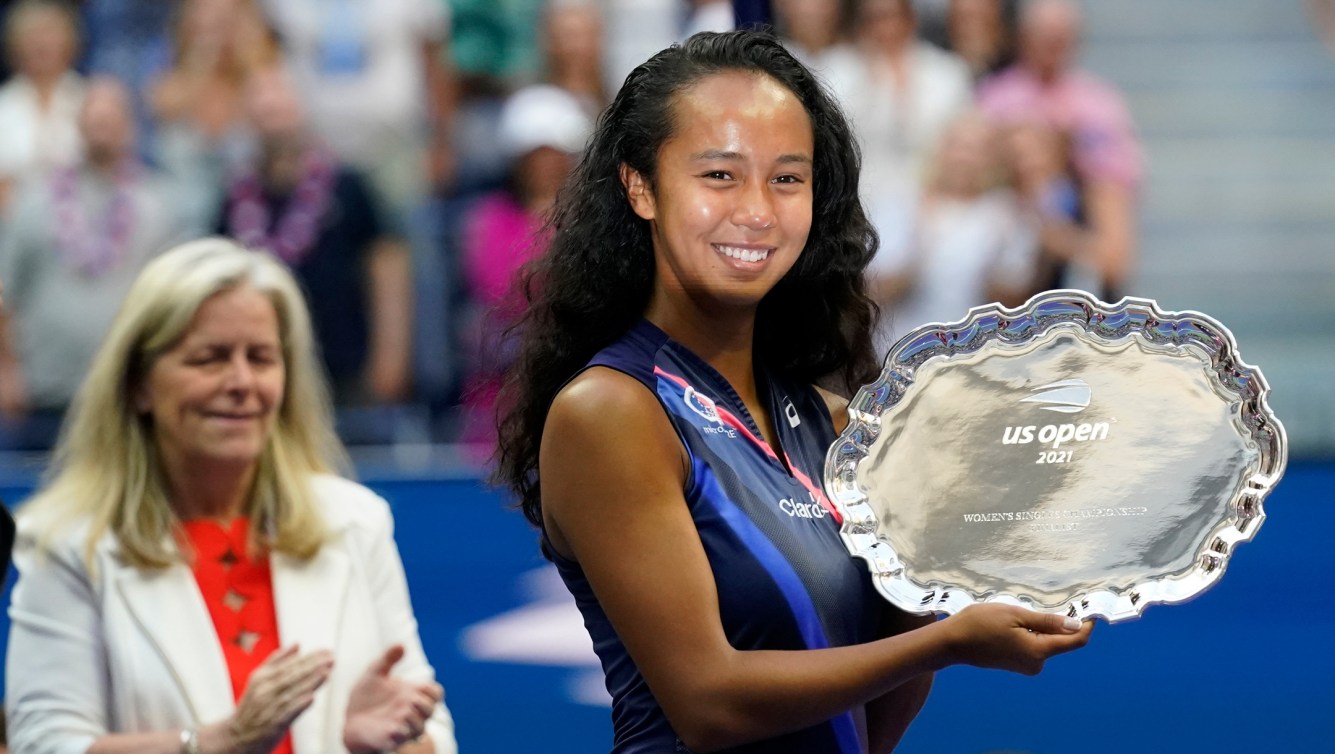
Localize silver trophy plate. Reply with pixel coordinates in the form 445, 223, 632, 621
824, 290, 1287, 622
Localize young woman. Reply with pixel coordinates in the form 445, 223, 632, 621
496, 31, 1091, 754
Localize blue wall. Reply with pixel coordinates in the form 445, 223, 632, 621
3, 462, 1332, 753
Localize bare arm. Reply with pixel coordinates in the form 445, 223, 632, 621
864, 608, 936, 753
1081, 180, 1137, 292
815, 387, 935, 753
0, 300, 27, 417
420, 39, 458, 190
866, 269, 916, 309
0, 218, 27, 416
541, 369, 1091, 753
363, 238, 414, 402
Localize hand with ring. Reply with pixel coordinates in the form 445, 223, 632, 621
200, 645, 333, 754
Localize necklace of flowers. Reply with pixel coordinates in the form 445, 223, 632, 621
227, 147, 336, 266
50, 162, 140, 278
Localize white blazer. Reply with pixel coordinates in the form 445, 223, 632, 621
5, 475, 457, 754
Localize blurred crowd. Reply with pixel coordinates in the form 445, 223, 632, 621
0, 0, 1142, 453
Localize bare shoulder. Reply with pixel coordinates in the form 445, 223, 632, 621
544, 367, 680, 453
552, 366, 656, 416
540, 367, 688, 557
813, 385, 851, 435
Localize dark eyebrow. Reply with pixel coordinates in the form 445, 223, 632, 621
689, 149, 744, 162
689, 149, 813, 166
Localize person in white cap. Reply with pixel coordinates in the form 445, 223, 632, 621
456, 84, 592, 449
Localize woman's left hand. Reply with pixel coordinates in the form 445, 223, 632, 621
342, 644, 444, 753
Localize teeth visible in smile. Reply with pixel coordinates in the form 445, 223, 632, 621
716, 245, 771, 263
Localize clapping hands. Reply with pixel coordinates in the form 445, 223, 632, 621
207, 645, 333, 754
342, 644, 445, 754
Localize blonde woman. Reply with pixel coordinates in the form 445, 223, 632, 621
148, 0, 280, 230
4, 238, 456, 754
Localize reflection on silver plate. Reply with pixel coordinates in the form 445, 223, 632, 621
824, 290, 1287, 622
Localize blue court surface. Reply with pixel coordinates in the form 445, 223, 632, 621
2, 461, 1331, 753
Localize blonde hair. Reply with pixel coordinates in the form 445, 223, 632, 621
23, 237, 348, 570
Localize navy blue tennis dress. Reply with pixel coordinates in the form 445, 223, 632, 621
548, 320, 883, 754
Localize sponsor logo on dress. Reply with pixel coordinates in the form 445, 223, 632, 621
778, 490, 827, 519
685, 386, 737, 438
684, 386, 720, 423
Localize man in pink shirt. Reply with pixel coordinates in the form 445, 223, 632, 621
978, 0, 1143, 299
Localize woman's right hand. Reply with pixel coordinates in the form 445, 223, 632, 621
201, 645, 334, 754
940, 604, 1093, 676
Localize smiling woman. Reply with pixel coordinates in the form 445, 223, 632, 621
495, 30, 1093, 754
137, 285, 287, 488
623, 70, 814, 313
5, 238, 457, 754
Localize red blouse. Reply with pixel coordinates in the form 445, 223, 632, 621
182, 517, 294, 754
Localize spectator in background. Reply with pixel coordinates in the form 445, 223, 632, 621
869, 112, 1037, 349
0, 0, 85, 214
0, 0, 12, 80
542, 0, 608, 115
840, 0, 973, 269
427, 0, 608, 431
218, 67, 413, 407
1003, 119, 1087, 297
457, 84, 591, 449
149, 0, 280, 233
945, 0, 1018, 81
80, 0, 177, 150
437, 0, 603, 194
1312, 0, 1335, 56
601, 0, 680, 97
683, 0, 735, 38
0, 77, 190, 449
977, 0, 1143, 300
771, 0, 860, 88
259, 0, 456, 230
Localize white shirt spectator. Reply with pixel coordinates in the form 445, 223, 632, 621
261, 0, 449, 168
602, 0, 680, 97
683, 1, 735, 38
0, 72, 85, 185
836, 41, 973, 262
873, 190, 1038, 350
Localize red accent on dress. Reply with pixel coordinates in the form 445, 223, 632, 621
182, 518, 294, 754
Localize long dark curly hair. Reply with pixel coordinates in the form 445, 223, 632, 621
495, 30, 880, 530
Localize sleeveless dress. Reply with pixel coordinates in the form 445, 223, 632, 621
548, 320, 883, 754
